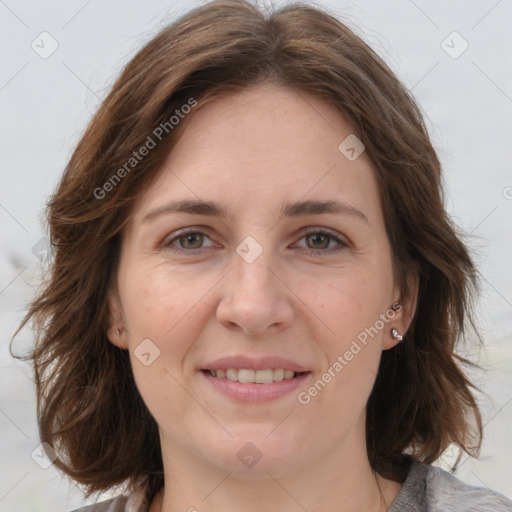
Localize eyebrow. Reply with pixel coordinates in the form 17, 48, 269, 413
141, 198, 369, 224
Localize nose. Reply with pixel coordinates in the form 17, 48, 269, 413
216, 249, 295, 336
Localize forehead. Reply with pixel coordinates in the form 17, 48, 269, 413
129, 84, 380, 225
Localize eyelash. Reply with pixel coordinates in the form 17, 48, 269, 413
161, 227, 349, 257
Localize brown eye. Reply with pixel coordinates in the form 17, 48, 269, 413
295, 228, 348, 257
178, 232, 204, 250
305, 232, 331, 250
162, 228, 215, 254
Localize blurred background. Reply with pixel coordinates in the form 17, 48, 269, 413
1, 0, 511, 509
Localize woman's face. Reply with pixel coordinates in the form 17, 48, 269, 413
109, 84, 408, 479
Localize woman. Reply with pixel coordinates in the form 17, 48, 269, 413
16, 0, 512, 510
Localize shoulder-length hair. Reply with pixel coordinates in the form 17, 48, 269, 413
14, 0, 483, 502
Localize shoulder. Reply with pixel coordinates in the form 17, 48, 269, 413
70, 491, 148, 512
389, 458, 512, 511
424, 463, 512, 511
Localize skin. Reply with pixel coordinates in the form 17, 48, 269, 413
107, 83, 416, 512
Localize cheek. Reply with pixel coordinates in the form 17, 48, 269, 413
121, 268, 199, 423
120, 263, 207, 341
317, 268, 391, 340
307, 267, 391, 399
119, 263, 222, 407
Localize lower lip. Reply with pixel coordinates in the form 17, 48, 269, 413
200, 370, 311, 402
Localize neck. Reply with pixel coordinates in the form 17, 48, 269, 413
154, 426, 399, 512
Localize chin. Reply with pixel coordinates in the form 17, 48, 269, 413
200, 428, 304, 479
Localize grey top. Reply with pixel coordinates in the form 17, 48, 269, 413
71, 460, 512, 511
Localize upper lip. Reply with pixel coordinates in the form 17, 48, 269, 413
201, 355, 310, 373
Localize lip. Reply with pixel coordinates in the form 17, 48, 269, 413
200, 370, 311, 402
200, 355, 309, 373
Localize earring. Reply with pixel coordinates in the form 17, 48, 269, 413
391, 328, 403, 341
116, 328, 121, 336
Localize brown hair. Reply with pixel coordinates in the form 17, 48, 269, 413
13, 0, 483, 502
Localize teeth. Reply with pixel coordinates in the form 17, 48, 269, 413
226, 368, 238, 381
284, 369, 294, 379
208, 368, 299, 383
273, 368, 284, 381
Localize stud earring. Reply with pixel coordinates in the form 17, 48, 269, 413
116, 328, 121, 336
391, 328, 403, 341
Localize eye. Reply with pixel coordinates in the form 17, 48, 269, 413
295, 228, 348, 256
161, 227, 348, 256
161, 228, 216, 253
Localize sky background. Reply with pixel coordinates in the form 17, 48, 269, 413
1, 0, 511, 509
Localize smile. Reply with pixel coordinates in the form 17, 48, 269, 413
205, 368, 303, 383
200, 369, 311, 402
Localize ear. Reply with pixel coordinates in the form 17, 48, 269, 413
106, 291, 129, 349
383, 273, 419, 350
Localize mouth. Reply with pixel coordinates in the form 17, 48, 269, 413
199, 355, 312, 401
199, 367, 312, 402
201, 368, 309, 383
